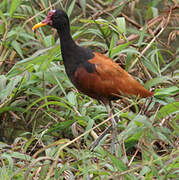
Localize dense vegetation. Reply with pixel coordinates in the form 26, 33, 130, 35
0, 0, 178, 179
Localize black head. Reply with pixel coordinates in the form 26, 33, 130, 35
43, 8, 69, 30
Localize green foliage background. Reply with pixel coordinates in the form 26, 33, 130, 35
0, 0, 178, 179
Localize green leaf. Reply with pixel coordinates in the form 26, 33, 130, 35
84, 117, 94, 139
116, 17, 126, 34
144, 76, 170, 89
7, 46, 60, 77
47, 120, 76, 133
0, 75, 22, 102
80, 41, 108, 49
109, 33, 118, 57
11, 40, 24, 58
156, 131, 173, 146
24, 96, 68, 113
67, 0, 76, 17
156, 102, 179, 119
10, 152, 31, 161
155, 86, 179, 97
143, 56, 159, 75
76, 116, 89, 126
137, 25, 147, 47
43, 35, 55, 47
38, 101, 72, 111
1, 154, 14, 170
110, 41, 132, 58
138, 166, 151, 179
66, 91, 77, 106
0, 75, 7, 91
151, 7, 158, 17
80, 0, 86, 15
9, 0, 22, 17
0, 10, 7, 24
107, 152, 128, 171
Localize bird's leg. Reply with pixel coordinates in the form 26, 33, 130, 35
90, 101, 119, 154
105, 102, 117, 128
90, 124, 112, 151
105, 102, 118, 154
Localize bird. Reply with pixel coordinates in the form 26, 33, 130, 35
32, 8, 153, 152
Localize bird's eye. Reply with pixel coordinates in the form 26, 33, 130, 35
48, 10, 56, 17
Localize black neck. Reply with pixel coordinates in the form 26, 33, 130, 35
56, 20, 94, 79
57, 23, 77, 53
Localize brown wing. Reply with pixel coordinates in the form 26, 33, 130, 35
74, 52, 153, 100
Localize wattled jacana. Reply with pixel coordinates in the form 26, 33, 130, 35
32, 9, 153, 152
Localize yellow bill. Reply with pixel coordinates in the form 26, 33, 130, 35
32, 22, 47, 30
